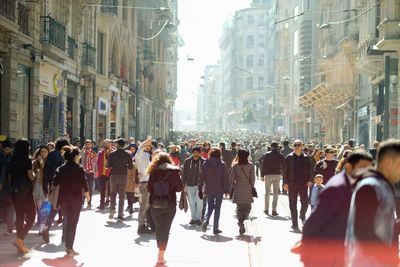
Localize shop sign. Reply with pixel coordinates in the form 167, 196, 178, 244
0, 57, 3, 75
98, 97, 108, 115
40, 77, 50, 88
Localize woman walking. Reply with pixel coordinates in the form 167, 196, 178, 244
230, 149, 256, 235
52, 146, 89, 256
198, 147, 230, 235
7, 139, 36, 254
147, 152, 183, 266
32, 145, 49, 212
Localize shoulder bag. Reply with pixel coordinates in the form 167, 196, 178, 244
240, 166, 258, 198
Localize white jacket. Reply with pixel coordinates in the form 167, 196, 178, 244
135, 148, 151, 182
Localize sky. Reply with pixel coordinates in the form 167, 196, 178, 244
176, 0, 251, 111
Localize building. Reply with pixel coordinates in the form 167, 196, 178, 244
0, 0, 179, 145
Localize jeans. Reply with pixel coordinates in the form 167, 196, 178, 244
110, 174, 127, 216
59, 197, 81, 250
205, 193, 223, 232
12, 193, 36, 240
150, 206, 176, 250
264, 175, 281, 212
138, 183, 150, 226
99, 175, 110, 206
186, 186, 203, 221
288, 184, 308, 227
85, 173, 95, 204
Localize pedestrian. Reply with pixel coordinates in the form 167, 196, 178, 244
297, 150, 373, 267
201, 141, 211, 159
345, 139, 400, 267
219, 142, 233, 173
107, 138, 134, 220
42, 137, 70, 243
261, 141, 285, 216
182, 146, 205, 225
283, 140, 314, 232
309, 146, 321, 174
32, 145, 49, 214
96, 139, 112, 210
308, 174, 324, 210
368, 141, 379, 163
0, 140, 14, 235
135, 138, 153, 234
168, 144, 180, 166
52, 145, 90, 256
229, 149, 255, 235
147, 152, 183, 266
7, 139, 36, 254
198, 147, 230, 235
80, 139, 97, 207
230, 142, 238, 159
314, 147, 339, 184
280, 140, 293, 158
125, 160, 138, 215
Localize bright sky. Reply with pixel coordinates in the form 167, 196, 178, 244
176, 0, 251, 110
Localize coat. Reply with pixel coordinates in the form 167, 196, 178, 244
125, 162, 138, 193
229, 163, 255, 204
198, 157, 229, 196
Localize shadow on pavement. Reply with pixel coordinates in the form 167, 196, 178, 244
42, 255, 84, 267
200, 234, 233, 242
104, 220, 131, 229
34, 243, 65, 253
0, 256, 29, 267
133, 233, 156, 245
235, 235, 262, 244
179, 224, 202, 232
266, 215, 290, 221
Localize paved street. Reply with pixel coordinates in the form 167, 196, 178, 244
0, 179, 306, 267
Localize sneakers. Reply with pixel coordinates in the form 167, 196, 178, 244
238, 222, 245, 235
117, 215, 124, 221
264, 210, 269, 215
213, 229, 222, 235
201, 221, 208, 232
109, 209, 115, 219
272, 211, 279, 216
42, 228, 49, 243
66, 249, 79, 256
189, 219, 196, 225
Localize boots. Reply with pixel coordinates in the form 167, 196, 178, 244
13, 238, 29, 254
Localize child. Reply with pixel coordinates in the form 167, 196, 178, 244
309, 174, 324, 210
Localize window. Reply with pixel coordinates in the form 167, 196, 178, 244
259, 34, 265, 47
258, 15, 265, 25
247, 15, 254, 25
246, 77, 253, 89
259, 55, 264, 67
258, 76, 264, 88
97, 32, 105, 74
247, 35, 254, 48
246, 55, 253, 68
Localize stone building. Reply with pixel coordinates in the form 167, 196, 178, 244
0, 0, 178, 145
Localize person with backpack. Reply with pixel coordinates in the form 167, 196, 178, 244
147, 152, 183, 266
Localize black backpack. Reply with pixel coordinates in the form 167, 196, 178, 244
152, 172, 171, 208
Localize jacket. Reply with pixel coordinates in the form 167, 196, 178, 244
148, 163, 183, 207
81, 149, 98, 175
97, 148, 112, 177
229, 163, 255, 204
43, 150, 64, 194
198, 157, 229, 195
107, 148, 134, 175
261, 149, 285, 176
345, 169, 398, 267
182, 156, 205, 186
283, 152, 313, 186
221, 148, 233, 171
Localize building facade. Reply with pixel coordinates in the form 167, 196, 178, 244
0, 0, 179, 145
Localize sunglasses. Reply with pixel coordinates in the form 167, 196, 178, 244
294, 144, 302, 147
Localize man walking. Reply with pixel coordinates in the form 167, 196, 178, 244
345, 139, 400, 267
314, 147, 338, 184
182, 146, 205, 225
96, 139, 112, 210
261, 141, 285, 216
283, 140, 313, 232
81, 140, 97, 207
107, 138, 134, 220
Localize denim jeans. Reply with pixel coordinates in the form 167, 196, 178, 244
110, 174, 127, 216
264, 175, 281, 212
205, 193, 223, 232
186, 186, 203, 221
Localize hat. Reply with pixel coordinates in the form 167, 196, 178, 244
129, 143, 138, 150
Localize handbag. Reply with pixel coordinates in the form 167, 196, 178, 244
179, 191, 188, 212
240, 166, 258, 198
48, 184, 60, 208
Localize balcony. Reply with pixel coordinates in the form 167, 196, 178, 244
101, 0, 118, 15
82, 42, 96, 68
42, 16, 66, 51
18, 3, 29, 35
67, 36, 78, 60
0, 0, 16, 22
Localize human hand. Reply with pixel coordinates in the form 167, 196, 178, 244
224, 193, 229, 199
283, 184, 289, 192
307, 181, 313, 188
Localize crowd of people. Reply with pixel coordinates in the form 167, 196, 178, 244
0, 130, 399, 266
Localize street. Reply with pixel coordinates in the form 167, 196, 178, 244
0, 180, 305, 267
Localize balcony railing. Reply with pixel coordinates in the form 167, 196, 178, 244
82, 42, 96, 68
0, 0, 16, 22
42, 16, 66, 51
18, 3, 29, 35
67, 36, 77, 59
101, 0, 118, 15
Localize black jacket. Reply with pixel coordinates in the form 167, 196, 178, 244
261, 149, 285, 176
283, 152, 313, 185
43, 150, 64, 194
182, 156, 205, 186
